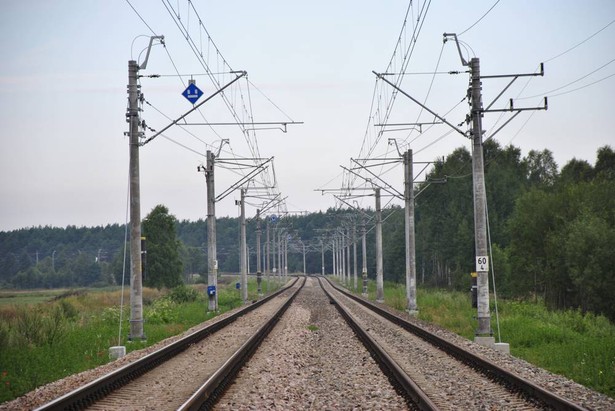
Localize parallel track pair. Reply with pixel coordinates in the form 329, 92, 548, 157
37, 276, 587, 410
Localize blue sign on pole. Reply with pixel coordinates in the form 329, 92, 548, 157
235, 282, 241, 290
207, 285, 216, 296
182, 83, 203, 104
270, 214, 279, 224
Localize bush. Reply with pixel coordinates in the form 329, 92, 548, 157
0, 322, 9, 349
58, 300, 78, 320
99, 306, 127, 323
14, 307, 45, 346
12, 305, 68, 348
145, 298, 177, 324
167, 284, 200, 304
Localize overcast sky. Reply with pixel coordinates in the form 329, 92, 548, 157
1, 1, 613, 232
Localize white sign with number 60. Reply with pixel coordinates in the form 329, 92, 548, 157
476, 256, 489, 272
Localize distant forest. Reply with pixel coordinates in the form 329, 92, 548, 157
1, 142, 614, 321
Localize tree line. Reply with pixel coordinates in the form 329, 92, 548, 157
413, 142, 615, 321
1, 144, 613, 321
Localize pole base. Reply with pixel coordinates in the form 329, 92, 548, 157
474, 336, 495, 349
406, 309, 419, 317
109, 346, 126, 360
494, 342, 510, 354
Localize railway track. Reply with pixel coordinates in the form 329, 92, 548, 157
319, 276, 590, 411
35, 277, 304, 411
213, 276, 410, 410
30, 275, 598, 410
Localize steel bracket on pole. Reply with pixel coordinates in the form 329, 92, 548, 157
373, 71, 468, 138
215, 157, 274, 202
140, 72, 247, 146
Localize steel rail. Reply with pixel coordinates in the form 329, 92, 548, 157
324, 277, 589, 411
179, 276, 306, 410
35, 278, 300, 411
317, 277, 438, 411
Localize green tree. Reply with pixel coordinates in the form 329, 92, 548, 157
381, 207, 404, 283
594, 145, 615, 181
559, 158, 594, 184
68, 252, 101, 286
524, 149, 558, 187
142, 205, 183, 289
415, 147, 474, 288
564, 210, 615, 319
484, 142, 528, 246
506, 188, 553, 299
109, 247, 130, 286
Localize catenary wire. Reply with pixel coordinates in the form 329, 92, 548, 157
349, 1, 433, 194
400, 42, 446, 147
458, 0, 502, 36
545, 19, 615, 63
125, 0, 158, 36
160, 0, 285, 210
164, 2, 285, 195
518, 57, 615, 100
547, 72, 615, 98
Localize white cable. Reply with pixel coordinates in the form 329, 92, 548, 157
118, 169, 131, 346
485, 194, 502, 343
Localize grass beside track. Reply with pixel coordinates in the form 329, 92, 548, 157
344, 277, 615, 398
0, 276, 285, 404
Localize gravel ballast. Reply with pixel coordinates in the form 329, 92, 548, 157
2, 277, 613, 410
215, 277, 409, 410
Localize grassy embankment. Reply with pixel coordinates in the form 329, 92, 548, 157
0, 275, 284, 404
356, 278, 615, 398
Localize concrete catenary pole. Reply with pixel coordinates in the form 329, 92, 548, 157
271, 225, 277, 282
336, 235, 340, 279
361, 217, 368, 297
321, 239, 325, 276
256, 209, 262, 296
302, 242, 306, 274
332, 237, 337, 278
375, 188, 384, 302
339, 234, 344, 282
206, 150, 218, 311
405, 149, 418, 314
277, 229, 282, 283
470, 57, 491, 336
240, 188, 248, 303
335, 232, 344, 282
331, 235, 337, 277
343, 229, 347, 284
266, 219, 270, 289
346, 227, 351, 287
127, 60, 145, 340
341, 231, 346, 285
283, 235, 288, 280
353, 224, 358, 291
